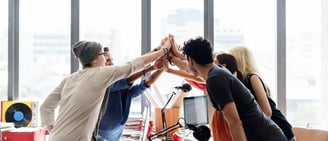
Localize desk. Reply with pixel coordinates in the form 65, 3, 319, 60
121, 128, 213, 141
154, 108, 181, 138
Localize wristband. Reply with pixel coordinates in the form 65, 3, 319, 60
162, 48, 169, 54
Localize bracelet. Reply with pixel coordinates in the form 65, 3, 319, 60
162, 48, 169, 54
142, 69, 145, 76
167, 56, 175, 66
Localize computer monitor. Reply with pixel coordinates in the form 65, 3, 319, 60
183, 95, 209, 126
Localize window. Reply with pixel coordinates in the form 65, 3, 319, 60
19, 0, 71, 104
80, 0, 142, 113
286, 0, 328, 129
151, 0, 204, 99
214, 0, 276, 99
0, 0, 8, 100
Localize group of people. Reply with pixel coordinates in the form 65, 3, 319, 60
40, 35, 295, 141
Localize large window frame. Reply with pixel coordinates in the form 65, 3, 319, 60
0, 0, 9, 100
4, 0, 288, 120
5, 0, 328, 129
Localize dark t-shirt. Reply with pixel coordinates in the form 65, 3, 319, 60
206, 65, 287, 141
244, 73, 295, 140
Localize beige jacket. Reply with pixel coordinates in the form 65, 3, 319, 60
40, 58, 144, 141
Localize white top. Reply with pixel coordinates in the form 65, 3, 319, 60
40, 58, 144, 141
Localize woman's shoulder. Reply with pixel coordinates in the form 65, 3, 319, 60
246, 72, 262, 80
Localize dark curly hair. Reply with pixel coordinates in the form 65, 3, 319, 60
182, 37, 213, 65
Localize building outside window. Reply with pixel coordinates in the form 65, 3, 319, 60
19, 0, 71, 106
0, 0, 8, 100
286, 0, 328, 129
80, 0, 142, 114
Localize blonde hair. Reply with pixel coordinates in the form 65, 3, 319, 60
229, 46, 258, 80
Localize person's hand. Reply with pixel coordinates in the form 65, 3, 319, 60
162, 59, 170, 72
45, 125, 53, 135
168, 34, 184, 60
167, 56, 181, 66
154, 56, 164, 69
161, 36, 172, 54
152, 38, 167, 52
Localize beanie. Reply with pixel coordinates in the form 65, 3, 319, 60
72, 41, 102, 66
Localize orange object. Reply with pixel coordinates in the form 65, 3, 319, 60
211, 110, 233, 141
154, 108, 181, 138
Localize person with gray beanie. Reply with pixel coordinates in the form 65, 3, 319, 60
40, 36, 172, 141
72, 41, 104, 67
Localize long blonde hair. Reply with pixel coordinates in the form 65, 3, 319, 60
229, 46, 258, 80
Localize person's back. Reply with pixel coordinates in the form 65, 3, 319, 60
48, 69, 110, 141
182, 37, 287, 141
41, 37, 172, 141
207, 65, 287, 141
230, 46, 295, 141
97, 55, 164, 141
98, 78, 148, 141
244, 73, 295, 141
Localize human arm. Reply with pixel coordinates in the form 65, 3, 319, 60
143, 55, 165, 86
144, 69, 163, 87
162, 54, 205, 83
127, 70, 163, 98
169, 57, 190, 71
128, 65, 155, 83
140, 36, 171, 65
250, 75, 272, 117
40, 79, 65, 132
221, 102, 247, 141
45, 125, 53, 134
128, 46, 168, 83
165, 67, 205, 84
100, 36, 171, 88
168, 34, 186, 60
207, 75, 247, 141
110, 79, 130, 92
127, 57, 164, 97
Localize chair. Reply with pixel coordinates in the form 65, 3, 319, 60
293, 127, 328, 141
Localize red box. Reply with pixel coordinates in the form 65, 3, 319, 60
1, 127, 46, 141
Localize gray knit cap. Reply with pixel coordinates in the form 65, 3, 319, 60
72, 41, 103, 66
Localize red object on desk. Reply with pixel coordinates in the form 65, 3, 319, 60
1, 127, 46, 141
147, 120, 154, 137
172, 131, 183, 141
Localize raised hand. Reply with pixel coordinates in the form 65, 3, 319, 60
162, 58, 170, 72
161, 36, 172, 54
168, 34, 185, 60
153, 55, 165, 70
